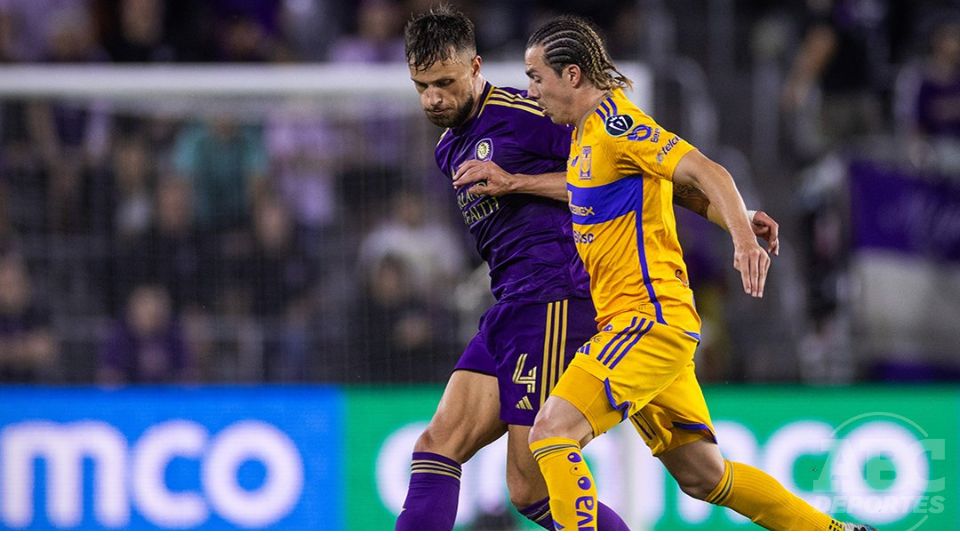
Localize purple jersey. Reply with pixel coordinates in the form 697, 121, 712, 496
436, 83, 590, 302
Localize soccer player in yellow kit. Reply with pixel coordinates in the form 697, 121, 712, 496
522, 16, 873, 531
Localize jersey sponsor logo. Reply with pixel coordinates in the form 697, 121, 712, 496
569, 203, 595, 217
475, 138, 493, 161
579, 146, 592, 179
456, 187, 500, 226
656, 136, 680, 164
604, 114, 634, 137
573, 231, 595, 245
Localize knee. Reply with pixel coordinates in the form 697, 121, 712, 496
413, 421, 469, 462
674, 461, 726, 502
528, 403, 583, 446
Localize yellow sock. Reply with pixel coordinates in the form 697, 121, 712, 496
706, 460, 844, 531
529, 437, 598, 531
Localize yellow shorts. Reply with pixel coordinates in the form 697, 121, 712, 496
551, 312, 715, 456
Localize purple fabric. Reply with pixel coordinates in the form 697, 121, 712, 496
520, 496, 630, 531
99, 320, 189, 383
849, 161, 960, 262
454, 296, 597, 426
916, 76, 960, 138
435, 82, 590, 303
395, 452, 461, 531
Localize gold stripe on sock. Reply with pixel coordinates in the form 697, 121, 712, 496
411, 460, 461, 476
706, 460, 733, 504
410, 465, 460, 478
714, 462, 735, 505
531, 443, 578, 462
409, 468, 462, 480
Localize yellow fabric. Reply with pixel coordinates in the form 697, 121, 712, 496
529, 437, 598, 531
710, 460, 839, 531
551, 312, 714, 455
567, 88, 699, 332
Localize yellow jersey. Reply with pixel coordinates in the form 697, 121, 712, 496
567, 88, 701, 335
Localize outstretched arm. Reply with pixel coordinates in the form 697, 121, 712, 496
452, 159, 567, 201
672, 149, 771, 298
673, 183, 780, 256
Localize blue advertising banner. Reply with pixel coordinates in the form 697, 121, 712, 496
849, 161, 960, 262
0, 387, 343, 530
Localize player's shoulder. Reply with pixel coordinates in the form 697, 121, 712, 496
481, 86, 546, 118
589, 89, 657, 143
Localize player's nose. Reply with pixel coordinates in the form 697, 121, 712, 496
526, 84, 540, 101
425, 88, 443, 106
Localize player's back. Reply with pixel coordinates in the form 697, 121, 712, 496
436, 83, 590, 304
566, 88, 701, 334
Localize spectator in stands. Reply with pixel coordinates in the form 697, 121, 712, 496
0, 252, 58, 383
351, 254, 452, 382
328, 0, 405, 63
27, 6, 110, 233
244, 196, 319, 380
98, 283, 194, 384
0, 182, 14, 254
0, 0, 88, 62
279, 0, 342, 61
265, 105, 339, 234
173, 117, 269, 233
102, 0, 173, 62
114, 179, 204, 315
914, 19, 960, 140
108, 132, 155, 241
781, 0, 890, 160
358, 187, 467, 306
215, 1, 284, 62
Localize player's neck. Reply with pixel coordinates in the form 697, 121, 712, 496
467, 74, 488, 121
574, 88, 611, 133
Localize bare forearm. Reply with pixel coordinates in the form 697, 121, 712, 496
674, 151, 753, 241
673, 183, 740, 231
510, 172, 568, 201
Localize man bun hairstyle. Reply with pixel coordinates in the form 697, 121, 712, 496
527, 16, 632, 91
404, 4, 477, 72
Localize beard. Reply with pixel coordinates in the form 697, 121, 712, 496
426, 92, 475, 128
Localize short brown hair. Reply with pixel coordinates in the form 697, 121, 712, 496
404, 4, 477, 71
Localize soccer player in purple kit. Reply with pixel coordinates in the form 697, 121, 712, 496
395, 6, 779, 531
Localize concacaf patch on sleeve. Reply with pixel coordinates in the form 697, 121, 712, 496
604, 114, 634, 137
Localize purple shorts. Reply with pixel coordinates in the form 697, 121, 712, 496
455, 296, 598, 425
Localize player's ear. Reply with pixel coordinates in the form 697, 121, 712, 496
471, 55, 483, 76
565, 64, 582, 87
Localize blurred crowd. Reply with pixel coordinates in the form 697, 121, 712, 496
0, 0, 958, 386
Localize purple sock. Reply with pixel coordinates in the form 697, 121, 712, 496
395, 452, 462, 530
518, 496, 630, 531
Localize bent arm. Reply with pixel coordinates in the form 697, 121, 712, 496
453, 159, 568, 201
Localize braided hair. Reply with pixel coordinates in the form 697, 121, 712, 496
527, 16, 632, 91
404, 4, 476, 72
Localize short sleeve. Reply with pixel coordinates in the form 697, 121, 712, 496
615, 118, 695, 181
